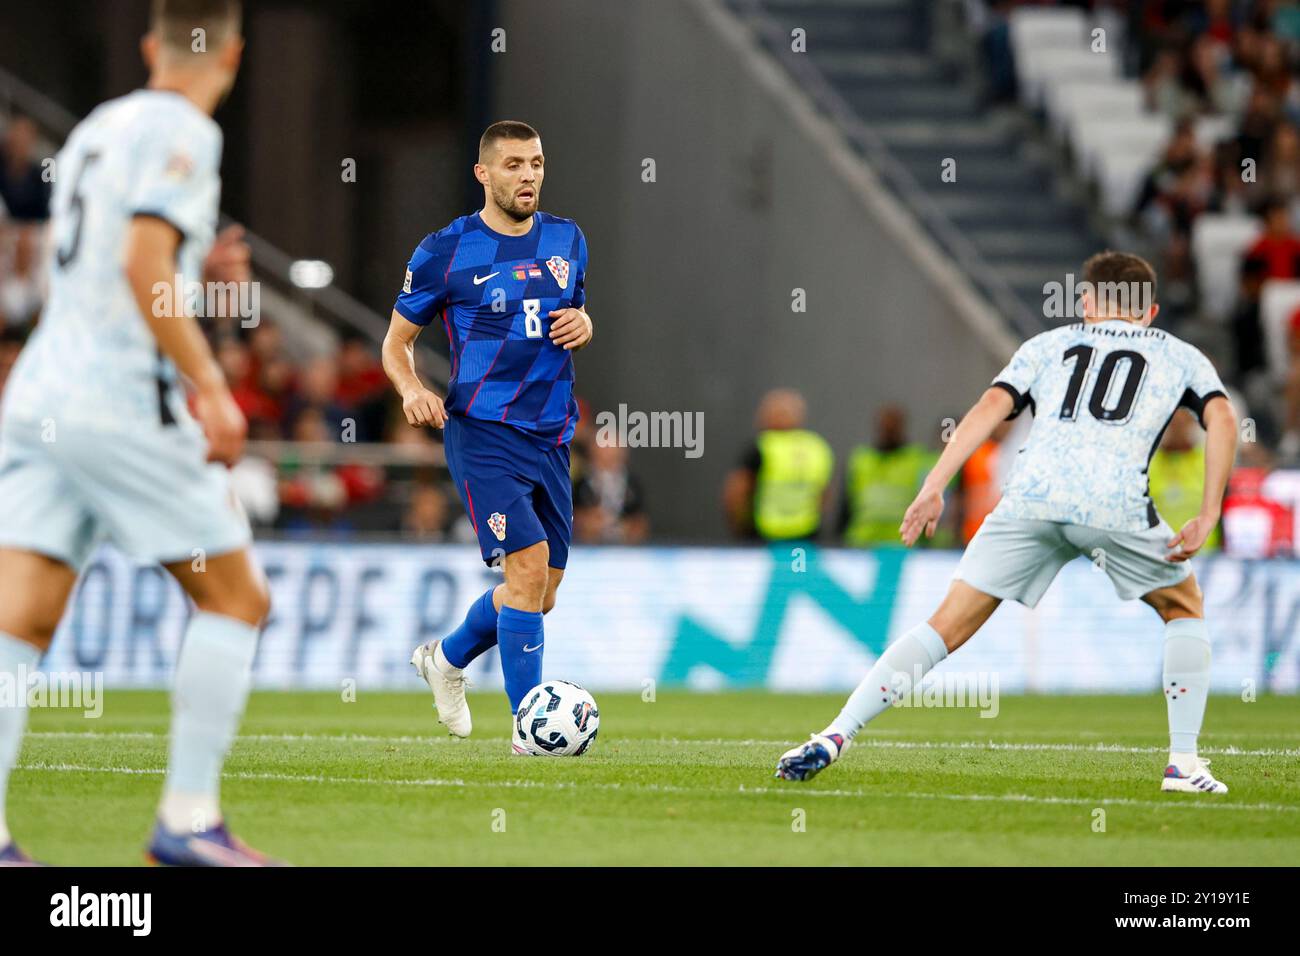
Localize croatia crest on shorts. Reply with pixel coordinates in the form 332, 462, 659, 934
488, 512, 507, 541
545, 256, 569, 290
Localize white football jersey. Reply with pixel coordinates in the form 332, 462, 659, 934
991, 320, 1228, 532
2, 89, 221, 429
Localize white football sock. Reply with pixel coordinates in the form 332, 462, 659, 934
1163, 618, 1211, 768
826, 622, 949, 740
161, 612, 259, 834
0, 631, 42, 847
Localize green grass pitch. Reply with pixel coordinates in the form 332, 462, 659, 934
11, 691, 1299, 865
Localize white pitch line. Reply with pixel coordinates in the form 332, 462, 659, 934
22, 730, 1300, 758
15, 761, 1300, 814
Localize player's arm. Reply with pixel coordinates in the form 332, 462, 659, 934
1168, 395, 1237, 562
382, 310, 447, 428
123, 215, 245, 465
900, 387, 1013, 546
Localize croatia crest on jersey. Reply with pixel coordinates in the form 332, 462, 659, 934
488, 512, 508, 541
545, 256, 569, 290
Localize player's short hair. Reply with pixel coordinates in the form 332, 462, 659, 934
478, 121, 541, 162
1081, 250, 1157, 316
151, 0, 242, 55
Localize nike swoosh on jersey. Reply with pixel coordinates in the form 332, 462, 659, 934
473, 272, 500, 285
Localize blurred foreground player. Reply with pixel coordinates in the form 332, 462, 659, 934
0, 0, 280, 865
382, 122, 592, 750
776, 252, 1236, 795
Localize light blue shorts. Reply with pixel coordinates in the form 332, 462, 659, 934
955, 513, 1191, 608
0, 416, 251, 570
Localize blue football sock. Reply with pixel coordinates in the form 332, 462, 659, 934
440, 587, 500, 668
497, 606, 544, 712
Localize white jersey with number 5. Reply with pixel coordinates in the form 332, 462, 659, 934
991, 319, 1228, 532
2, 89, 221, 429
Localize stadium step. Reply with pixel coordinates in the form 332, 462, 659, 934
738, 0, 1107, 333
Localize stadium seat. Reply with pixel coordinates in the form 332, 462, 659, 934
1259, 279, 1300, 383
1096, 151, 1159, 218
1046, 80, 1144, 143
1071, 115, 1171, 181
1192, 214, 1262, 323
1009, 6, 1087, 68
1020, 48, 1121, 110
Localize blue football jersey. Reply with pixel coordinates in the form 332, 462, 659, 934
394, 211, 587, 445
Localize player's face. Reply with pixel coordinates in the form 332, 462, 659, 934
482, 138, 544, 222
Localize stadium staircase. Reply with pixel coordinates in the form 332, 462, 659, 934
727, 0, 1110, 339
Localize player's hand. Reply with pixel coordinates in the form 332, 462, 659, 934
203, 224, 252, 285
194, 385, 248, 466
1167, 512, 1217, 562
899, 487, 945, 547
402, 386, 447, 429
548, 308, 592, 350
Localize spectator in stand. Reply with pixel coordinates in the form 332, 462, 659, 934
0, 327, 24, 408
217, 337, 281, 432
1134, 118, 1204, 220
1260, 122, 1300, 207
573, 439, 649, 544
0, 116, 50, 222
335, 333, 389, 441
1234, 196, 1300, 379
0, 223, 44, 332
724, 388, 834, 542
284, 354, 348, 440
1149, 409, 1220, 551
277, 407, 383, 532
840, 405, 937, 548
403, 481, 452, 541
1279, 305, 1300, 458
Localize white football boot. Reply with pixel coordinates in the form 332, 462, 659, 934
410, 641, 472, 737
774, 733, 848, 781
1161, 758, 1228, 794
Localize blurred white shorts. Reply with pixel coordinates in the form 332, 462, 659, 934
955, 513, 1191, 609
0, 415, 251, 570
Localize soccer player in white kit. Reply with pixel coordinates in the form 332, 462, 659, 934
776, 252, 1237, 795
0, 0, 280, 865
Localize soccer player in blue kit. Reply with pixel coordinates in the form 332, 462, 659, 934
382, 121, 592, 752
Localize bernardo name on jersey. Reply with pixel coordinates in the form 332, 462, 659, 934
991, 320, 1227, 532
394, 210, 587, 446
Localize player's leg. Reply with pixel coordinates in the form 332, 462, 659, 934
147, 547, 273, 861
1087, 521, 1227, 793
1143, 574, 1226, 793
0, 550, 79, 864
776, 515, 1072, 781
498, 539, 550, 717
774, 582, 1001, 781
542, 567, 564, 614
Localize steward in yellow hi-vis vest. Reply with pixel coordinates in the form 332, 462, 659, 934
841, 405, 939, 547
1149, 411, 1219, 552
751, 428, 835, 540
842, 443, 938, 547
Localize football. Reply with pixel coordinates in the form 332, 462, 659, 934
513, 680, 600, 757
